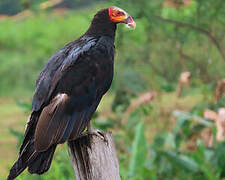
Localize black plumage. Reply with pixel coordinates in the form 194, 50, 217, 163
8, 7, 135, 180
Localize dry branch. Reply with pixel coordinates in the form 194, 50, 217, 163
187, 108, 225, 149
203, 108, 225, 142
122, 91, 156, 123
214, 78, 225, 103
176, 71, 191, 97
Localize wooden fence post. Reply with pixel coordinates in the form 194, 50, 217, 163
68, 132, 121, 180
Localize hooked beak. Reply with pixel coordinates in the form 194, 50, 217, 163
123, 15, 136, 29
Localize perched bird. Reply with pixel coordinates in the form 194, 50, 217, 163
8, 6, 135, 180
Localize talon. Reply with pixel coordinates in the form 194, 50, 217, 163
87, 122, 108, 144
89, 130, 108, 144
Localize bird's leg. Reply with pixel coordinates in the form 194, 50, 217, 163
87, 122, 108, 143
73, 122, 108, 143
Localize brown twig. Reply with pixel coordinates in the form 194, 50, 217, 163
122, 91, 156, 123
176, 71, 191, 97
214, 78, 225, 103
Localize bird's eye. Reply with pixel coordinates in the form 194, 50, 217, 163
116, 11, 124, 16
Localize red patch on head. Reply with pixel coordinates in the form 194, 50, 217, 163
108, 6, 136, 28
108, 6, 127, 23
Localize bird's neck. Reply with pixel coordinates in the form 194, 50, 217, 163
84, 10, 117, 42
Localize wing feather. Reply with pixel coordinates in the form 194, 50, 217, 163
34, 93, 102, 152
32, 37, 98, 111
32, 36, 113, 152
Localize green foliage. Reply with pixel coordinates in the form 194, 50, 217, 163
128, 122, 147, 177
0, 0, 48, 15
92, 113, 116, 131
1, 0, 224, 98
11, 95, 225, 180
159, 150, 199, 173
173, 110, 213, 127
117, 98, 225, 180
213, 97, 225, 111
110, 0, 225, 85
0, 10, 90, 96
0, 0, 24, 15
1, 1, 225, 179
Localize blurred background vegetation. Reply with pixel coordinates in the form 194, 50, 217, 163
0, 0, 225, 179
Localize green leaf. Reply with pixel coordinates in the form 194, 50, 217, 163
173, 110, 213, 127
128, 122, 147, 177
154, 132, 166, 148
160, 150, 199, 173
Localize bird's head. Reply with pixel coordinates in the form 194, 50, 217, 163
108, 6, 136, 29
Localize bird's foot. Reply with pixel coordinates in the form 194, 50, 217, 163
87, 129, 108, 144
75, 129, 108, 144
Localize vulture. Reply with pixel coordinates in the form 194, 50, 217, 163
8, 6, 135, 180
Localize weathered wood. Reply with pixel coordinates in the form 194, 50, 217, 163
68, 132, 121, 180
